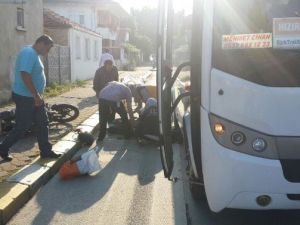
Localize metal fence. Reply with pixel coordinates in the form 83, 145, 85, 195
44, 45, 71, 85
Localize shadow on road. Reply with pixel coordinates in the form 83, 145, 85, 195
77, 96, 98, 110
48, 122, 73, 140
30, 139, 161, 225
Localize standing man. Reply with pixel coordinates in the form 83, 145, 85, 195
93, 59, 119, 123
98, 81, 134, 141
0, 35, 61, 161
99, 48, 115, 68
93, 59, 118, 94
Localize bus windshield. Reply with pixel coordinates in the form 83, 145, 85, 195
213, 0, 300, 87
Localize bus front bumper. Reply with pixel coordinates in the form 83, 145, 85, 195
201, 109, 300, 212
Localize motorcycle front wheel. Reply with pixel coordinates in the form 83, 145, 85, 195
50, 104, 79, 123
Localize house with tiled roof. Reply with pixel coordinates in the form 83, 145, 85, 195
43, 0, 131, 68
44, 9, 102, 81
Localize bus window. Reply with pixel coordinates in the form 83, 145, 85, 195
212, 0, 300, 87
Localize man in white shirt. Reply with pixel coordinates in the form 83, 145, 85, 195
99, 48, 115, 67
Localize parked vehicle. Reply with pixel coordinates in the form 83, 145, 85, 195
157, 0, 300, 212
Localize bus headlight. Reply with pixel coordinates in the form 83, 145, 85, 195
209, 113, 278, 159
231, 131, 246, 146
252, 138, 267, 152
214, 123, 225, 135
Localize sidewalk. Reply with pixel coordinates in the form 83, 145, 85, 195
0, 68, 154, 182
0, 68, 155, 224
0, 80, 98, 182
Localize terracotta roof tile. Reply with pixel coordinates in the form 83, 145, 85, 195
43, 8, 102, 37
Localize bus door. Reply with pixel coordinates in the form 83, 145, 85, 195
157, 0, 195, 179
157, 0, 174, 178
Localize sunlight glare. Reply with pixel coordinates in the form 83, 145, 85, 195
116, 0, 193, 14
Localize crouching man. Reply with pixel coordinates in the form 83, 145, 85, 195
98, 81, 134, 141
135, 98, 159, 143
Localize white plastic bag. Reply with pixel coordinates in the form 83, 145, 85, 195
76, 148, 102, 176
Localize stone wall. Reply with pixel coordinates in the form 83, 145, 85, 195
0, 0, 43, 104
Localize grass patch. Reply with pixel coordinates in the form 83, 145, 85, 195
44, 80, 87, 98
0, 80, 87, 106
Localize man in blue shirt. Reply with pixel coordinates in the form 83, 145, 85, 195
0, 35, 61, 161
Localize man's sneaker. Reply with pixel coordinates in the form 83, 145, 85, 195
41, 151, 62, 159
0, 152, 13, 162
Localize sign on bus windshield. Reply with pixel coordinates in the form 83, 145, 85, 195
222, 33, 272, 49
222, 17, 300, 50
273, 17, 300, 49
214, 1, 300, 87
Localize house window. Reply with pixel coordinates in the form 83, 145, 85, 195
85, 38, 91, 60
94, 40, 99, 61
76, 36, 81, 59
17, 8, 24, 28
79, 15, 85, 25
103, 39, 110, 47
97, 10, 109, 27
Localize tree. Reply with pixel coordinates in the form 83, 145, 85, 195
130, 7, 158, 62
131, 34, 152, 62
172, 11, 192, 65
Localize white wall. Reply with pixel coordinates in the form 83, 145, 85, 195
44, 2, 118, 41
69, 29, 102, 81
95, 27, 117, 40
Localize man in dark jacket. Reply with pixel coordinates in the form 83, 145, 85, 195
93, 59, 118, 95
93, 59, 119, 123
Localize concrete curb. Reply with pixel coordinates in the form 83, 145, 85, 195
0, 112, 99, 225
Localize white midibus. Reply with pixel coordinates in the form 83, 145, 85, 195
157, 0, 300, 212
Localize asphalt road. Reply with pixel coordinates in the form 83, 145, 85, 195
7, 137, 187, 225
177, 145, 300, 225
7, 137, 300, 225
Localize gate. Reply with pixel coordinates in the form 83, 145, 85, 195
45, 45, 71, 85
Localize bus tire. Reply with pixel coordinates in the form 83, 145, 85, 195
183, 118, 206, 201
189, 165, 206, 201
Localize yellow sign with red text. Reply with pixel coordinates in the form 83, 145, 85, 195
222, 33, 272, 49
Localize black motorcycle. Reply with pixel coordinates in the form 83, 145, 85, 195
0, 103, 79, 136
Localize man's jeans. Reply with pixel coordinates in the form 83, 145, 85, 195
98, 99, 132, 140
0, 93, 52, 156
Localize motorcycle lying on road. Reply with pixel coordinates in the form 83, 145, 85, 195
0, 103, 79, 137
